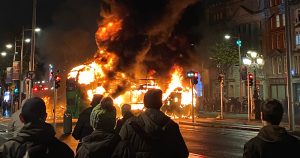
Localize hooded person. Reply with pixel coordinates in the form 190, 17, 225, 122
243, 99, 300, 158
72, 94, 103, 151
0, 97, 74, 158
8, 98, 27, 137
115, 104, 134, 134
75, 96, 121, 158
114, 89, 189, 158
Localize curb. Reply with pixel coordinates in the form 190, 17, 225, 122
179, 121, 261, 131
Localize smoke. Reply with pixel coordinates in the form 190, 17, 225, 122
97, 0, 198, 80
38, 0, 101, 71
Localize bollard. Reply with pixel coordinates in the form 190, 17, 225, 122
63, 111, 72, 134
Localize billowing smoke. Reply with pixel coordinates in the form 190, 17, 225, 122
97, 0, 198, 79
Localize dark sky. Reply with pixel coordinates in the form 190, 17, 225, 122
0, 0, 204, 79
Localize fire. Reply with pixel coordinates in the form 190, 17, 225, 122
162, 65, 184, 101
95, 18, 122, 43
68, 15, 197, 118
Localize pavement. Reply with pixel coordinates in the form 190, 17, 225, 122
177, 112, 300, 138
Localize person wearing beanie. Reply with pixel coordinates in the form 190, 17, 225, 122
243, 99, 300, 158
0, 97, 74, 158
76, 96, 121, 158
114, 89, 189, 158
73, 94, 103, 151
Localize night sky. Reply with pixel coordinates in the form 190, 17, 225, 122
0, 0, 204, 79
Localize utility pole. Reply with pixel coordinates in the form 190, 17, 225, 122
284, 0, 295, 131
28, 0, 37, 98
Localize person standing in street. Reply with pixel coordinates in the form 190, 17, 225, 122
75, 96, 120, 158
113, 89, 189, 158
0, 97, 74, 158
72, 94, 103, 151
243, 99, 300, 158
115, 104, 134, 134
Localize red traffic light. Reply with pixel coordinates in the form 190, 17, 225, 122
194, 72, 198, 77
55, 76, 61, 81
248, 73, 253, 79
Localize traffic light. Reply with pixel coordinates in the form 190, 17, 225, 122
55, 76, 61, 89
248, 73, 253, 86
193, 72, 198, 85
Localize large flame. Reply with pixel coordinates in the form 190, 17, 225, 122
68, 16, 197, 117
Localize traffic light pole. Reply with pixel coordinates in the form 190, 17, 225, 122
247, 73, 250, 121
191, 78, 195, 124
220, 80, 224, 119
53, 80, 57, 130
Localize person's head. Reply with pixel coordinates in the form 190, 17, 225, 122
261, 99, 284, 125
90, 96, 116, 131
90, 94, 103, 107
121, 104, 132, 116
19, 97, 47, 124
144, 89, 163, 109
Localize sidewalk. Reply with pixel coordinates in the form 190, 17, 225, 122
178, 112, 300, 138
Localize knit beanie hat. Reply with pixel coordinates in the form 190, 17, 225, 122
21, 97, 46, 123
144, 89, 163, 109
90, 96, 116, 131
90, 94, 103, 107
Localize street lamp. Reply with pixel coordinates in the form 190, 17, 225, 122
1, 51, 7, 57
243, 50, 264, 120
224, 34, 243, 107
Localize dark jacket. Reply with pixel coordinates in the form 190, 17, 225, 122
0, 122, 74, 158
243, 125, 300, 158
116, 108, 189, 158
115, 112, 134, 134
75, 130, 120, 158
72, 107, 94, 141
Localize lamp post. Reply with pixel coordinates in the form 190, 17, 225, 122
5, 27, 40, 105
224, 34, 243, 105
243, 51, 264, 120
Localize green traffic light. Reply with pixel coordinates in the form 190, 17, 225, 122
236, 40, 242, 47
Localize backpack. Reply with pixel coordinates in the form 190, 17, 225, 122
112, 116, 174, 158
11, 136, 56, 158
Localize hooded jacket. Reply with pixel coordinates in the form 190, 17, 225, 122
0, 122, 74, 158
75, 130, 120, 158
115, 111, 134, 134
72, 107, 94, 141
243, 125, 300, 158
118, 108, 189, 158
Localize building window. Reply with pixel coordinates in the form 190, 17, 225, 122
296, 31, 300, 45
278, 56, 283, 74
272, 57, 277, 74
294, 55, 300, 75
272, 34, 277, 49
284, 56, 287, 73
296, 9, 300, 22
282, 14, 285, 26
276, 15, 280, 27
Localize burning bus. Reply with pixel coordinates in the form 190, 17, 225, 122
66, 1, 201, 118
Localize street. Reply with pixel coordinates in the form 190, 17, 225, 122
180, 124, 257, 158
53, 122, 257, 158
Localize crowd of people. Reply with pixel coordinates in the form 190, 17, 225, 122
0, 88, 299, 158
